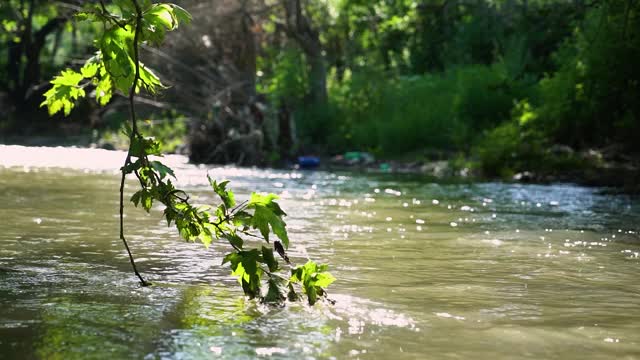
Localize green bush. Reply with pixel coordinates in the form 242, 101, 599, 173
322, 63, 527, 156
532, 1, 640, 150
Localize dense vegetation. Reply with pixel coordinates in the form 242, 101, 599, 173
1, 0, 639, 180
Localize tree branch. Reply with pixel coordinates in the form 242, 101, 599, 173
119, 0, 150, 287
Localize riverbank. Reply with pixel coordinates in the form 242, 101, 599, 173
320, 147, 640, 193
2, 136, 638, 193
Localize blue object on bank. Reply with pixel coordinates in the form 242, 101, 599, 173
298, 156, 320, 169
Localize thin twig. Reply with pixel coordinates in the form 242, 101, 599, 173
118, 0, 150, 286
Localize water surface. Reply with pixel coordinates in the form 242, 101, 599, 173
1, 145, 639, 359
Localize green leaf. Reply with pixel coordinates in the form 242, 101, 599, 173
287, 282, 300, 302
122, 159, 142, 174
142, 192, 153, 212
232, 210, 252, 227
226, 233, 243, 249
252, 205, 289, 247
95, 67, 113, 106
248, 192, 279, 207
289, 261, 335, 305
130, 189, 153, 212
40, 69, 86, 116
130, 135, 162, 157
100, 27, 135, 94
240, 249, 260, 277
314, 272, 336, 288
138, 63, 164, 94
198, 227, 213, 248
305, 283, 318, 305
150, 160, 175, 179
261, 246, 278, 272
208, 177, 236, 209
131, 190, 142, 207
248, 192, 289, 248
169, 4, 192, 26
224, 250, 262, 299
264, 278, 285, 304
144, 4, 177, 30
80, 58, 100, 78
223, 252, 241, 267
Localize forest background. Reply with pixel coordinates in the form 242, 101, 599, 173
1, 0, 639, 188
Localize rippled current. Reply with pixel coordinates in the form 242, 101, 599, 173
1, 145, 639, 359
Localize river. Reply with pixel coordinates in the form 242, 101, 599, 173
0, 145, 639, 359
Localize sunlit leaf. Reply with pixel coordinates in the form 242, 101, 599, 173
40, 69, 86, 116
208, 177, 236, 209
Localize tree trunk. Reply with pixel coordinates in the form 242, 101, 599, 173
307, 47, 327, 104
6, 1, 66, 111
282, 0, 327, 105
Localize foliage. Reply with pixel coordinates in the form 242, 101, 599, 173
531, 0, 640, 150
3, 0, 639, 183
41, 0, 334, 306
257, 47, 308, 108
322, 63, 527, 155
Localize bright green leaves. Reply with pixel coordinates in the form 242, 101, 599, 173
248, 193, 289, 248
95, 67, 114, 106
100, 26, 136, 94
80, 59, 100, 78
139, 64, 164, 94
210, 186, 332, 305
290, 261, 336, 305
41, 54, 116, 115
141, 3, 191, 46
209, 177, 236, 209
223, 250, 263, 299
41, 70, 85, 116
43, 1, 190, 115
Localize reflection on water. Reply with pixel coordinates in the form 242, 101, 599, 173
1, 145, 639, 359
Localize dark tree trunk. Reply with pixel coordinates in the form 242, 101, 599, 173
6, 0, 66, 111
282, 0, 327, 104
277, 102, 295, 160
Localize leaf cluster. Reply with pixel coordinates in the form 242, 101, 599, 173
126, 141, 334, 304
41, 0, 191, 115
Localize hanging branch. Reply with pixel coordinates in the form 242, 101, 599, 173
41, 0, 335, 305
118, 0, 149, 286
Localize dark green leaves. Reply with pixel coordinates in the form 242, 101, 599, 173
131, 188, 154, 212
130, 135, 162, 157
150, 160, 175, 180
261, 246, 279, 272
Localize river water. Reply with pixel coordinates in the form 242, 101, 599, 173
0, 145, 639, 359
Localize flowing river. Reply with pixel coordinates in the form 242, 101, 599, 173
1, 145, 639, 359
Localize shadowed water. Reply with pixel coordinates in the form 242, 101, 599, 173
1, 145, 639, 359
